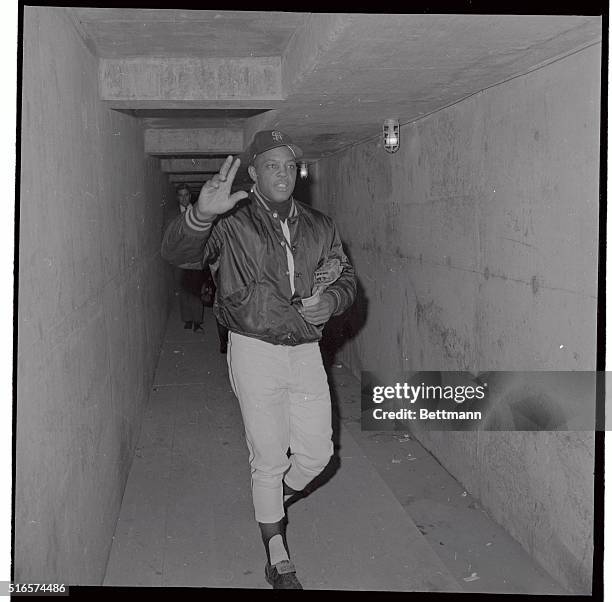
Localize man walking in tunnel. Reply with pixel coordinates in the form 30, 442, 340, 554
161, 130, 356, 589
175, 184, 205, 333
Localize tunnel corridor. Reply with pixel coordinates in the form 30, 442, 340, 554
102, 302, 566, 592
17, 7, 601, 594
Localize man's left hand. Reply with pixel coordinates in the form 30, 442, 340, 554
301, 292, 336, 326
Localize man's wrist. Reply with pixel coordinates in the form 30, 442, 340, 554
193, 203, 217, 222
185, 204, 215, 232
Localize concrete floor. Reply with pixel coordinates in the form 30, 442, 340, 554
103, 301, 568, 593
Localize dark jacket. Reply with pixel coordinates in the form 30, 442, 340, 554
161, 193, 356, 346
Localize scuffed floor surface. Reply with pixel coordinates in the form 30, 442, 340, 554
103, 303, 566, 593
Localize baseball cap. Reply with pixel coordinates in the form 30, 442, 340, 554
247, 130, 303, 164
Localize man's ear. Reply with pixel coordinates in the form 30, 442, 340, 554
247, 165, 257, 182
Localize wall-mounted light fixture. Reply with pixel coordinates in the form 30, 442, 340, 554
383, 118, 400, 153
299, 162, 309, 179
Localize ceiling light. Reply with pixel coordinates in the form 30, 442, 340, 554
383, 119, 400, 153
299, 162, 308, 179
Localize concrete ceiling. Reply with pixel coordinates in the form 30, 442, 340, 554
68, 9, 602, 189
69, 10, 309, 58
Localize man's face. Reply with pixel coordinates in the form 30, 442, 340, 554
248, 146, 297, 203
177, 188, 191, 207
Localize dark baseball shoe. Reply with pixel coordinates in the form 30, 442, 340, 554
264, 560, 303, 589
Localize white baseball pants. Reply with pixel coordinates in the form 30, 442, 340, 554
227, 331, 333, 523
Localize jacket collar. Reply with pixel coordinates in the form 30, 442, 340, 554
251, 184, 299, 219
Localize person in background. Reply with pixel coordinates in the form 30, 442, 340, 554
162, 131, 356, 589
175, 184, 205, 332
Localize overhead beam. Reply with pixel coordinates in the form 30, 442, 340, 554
168, 173, 213, 183
171, 185, 203, 192
100, 57, 283, 106
171, 181, 203, 188
161, 158, 225, 173
106, 100, 284, 110
145, 128, 243, 155
168, 172, 254, 189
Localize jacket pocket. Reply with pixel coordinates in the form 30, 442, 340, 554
220, 281, 256, 309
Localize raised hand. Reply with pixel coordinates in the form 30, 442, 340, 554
194, 156, 248, 220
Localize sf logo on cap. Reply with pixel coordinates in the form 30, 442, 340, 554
271, 131, 283, 142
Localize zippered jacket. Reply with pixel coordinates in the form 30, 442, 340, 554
161, 193, 357, 346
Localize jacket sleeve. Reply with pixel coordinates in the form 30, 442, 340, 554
161, 204, 221, 267
323, 222, 357, 316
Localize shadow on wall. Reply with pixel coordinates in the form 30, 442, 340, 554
293, 176, 313, 205
320, 242, 369, 371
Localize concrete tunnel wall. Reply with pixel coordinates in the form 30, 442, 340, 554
312, 45, 600, 594
17, 8, 175, 583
